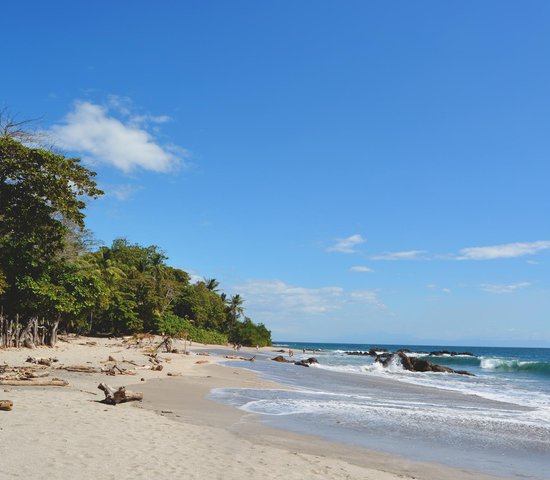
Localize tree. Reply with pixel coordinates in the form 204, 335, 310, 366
0, 136, 102, 345
225, 294, 244, 333
204, 277, 220, 293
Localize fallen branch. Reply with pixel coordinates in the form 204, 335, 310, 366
98, 383, 143, 405
101, 365, 137, 376
0, 378, 68, 387
225, 355, 256, 362
59, 365, 100, 373
26, 357, 58, 366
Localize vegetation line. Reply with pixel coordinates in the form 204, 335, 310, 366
0, 120, 271, 348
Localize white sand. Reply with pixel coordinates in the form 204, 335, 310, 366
0, 337, 508, 480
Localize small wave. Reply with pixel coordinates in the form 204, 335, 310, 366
480, 359, 550, 375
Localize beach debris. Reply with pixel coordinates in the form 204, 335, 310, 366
0, 400, 13, 411
294, 357, 319, 367
0, 378, 68, 386
101, 364, 137, 376
167, 372, 182, 376
97, 382, 143, 405
225, 355, 256, 362
0, 366, 51, 381
59, 365, 100, 373
195, 360, 209, 364
78, 389, 98, 396
196, 352, 210, 356
155, 336, 174, 353
26, 356, 58, 366
376, 352, 474, 376
122, 359, 140, 367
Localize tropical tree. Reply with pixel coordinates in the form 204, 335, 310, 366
204, 277, 220, 293
0, 136, 102, 345
225, 294, 244, 333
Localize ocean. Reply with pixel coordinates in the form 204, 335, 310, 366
209, 342, 550, 479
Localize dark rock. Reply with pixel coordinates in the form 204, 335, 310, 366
294, 357, 319, 367
429, 350, 476, 357
377, 352, 474, 376
271, 355, 291, 363
273, 349, 287, 353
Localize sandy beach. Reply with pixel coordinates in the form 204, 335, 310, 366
0, 337, 510, 480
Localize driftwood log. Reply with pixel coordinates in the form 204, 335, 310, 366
0, 378, 68, 387
59, 365, 100, 373
101, 365, 137, 376
26, 357, 58, 366
0, 400, 13, 411
225, 355, 256, 361
98, 383, 143, 405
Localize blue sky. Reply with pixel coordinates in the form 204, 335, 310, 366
3, 1, 550, 346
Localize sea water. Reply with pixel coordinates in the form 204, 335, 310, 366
208, 342, 550, 479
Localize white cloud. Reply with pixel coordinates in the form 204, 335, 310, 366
442, 288, 451, 294
49, 100, 185, 173
350, 266, 374, 273
327, 234, 365, 254
370, 250, 427, 261
235, 279, 344, 314
108, 184, 142, 201
480, 282, 531, 294
458, 241, 550, 261
351, 290, 385, 308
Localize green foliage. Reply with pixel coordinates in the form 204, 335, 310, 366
172, 282, 226, 331
230, 317, 272, 347
0, 136, 102, 321
156, 313, 228, 345
0, 137, 271, 347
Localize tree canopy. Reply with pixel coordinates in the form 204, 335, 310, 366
0, 135, 271, 348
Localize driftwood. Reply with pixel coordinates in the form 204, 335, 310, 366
101, 365, 137, 376
0, 366, 51, 380
59, 365, 100, 373
98, 383, 143, 405
122, 359, 140, 366
0, 400, 13, 411
195, 360, 209, 364
26, 357, 58, 366
225, 355, 256, 362
0, 378, 68, 387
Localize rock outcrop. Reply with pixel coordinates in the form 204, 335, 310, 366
377, 352, 474, 376
294, 357, 319, 367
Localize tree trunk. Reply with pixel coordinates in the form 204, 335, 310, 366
19, 318, 37, 349
97, 383, 143, 405
48, 317, 60, 347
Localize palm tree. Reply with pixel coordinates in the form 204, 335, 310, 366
226, 294, 244, 332
204, 277, 220, 293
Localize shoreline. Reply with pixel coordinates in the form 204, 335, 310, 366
0, 336, 514, 479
